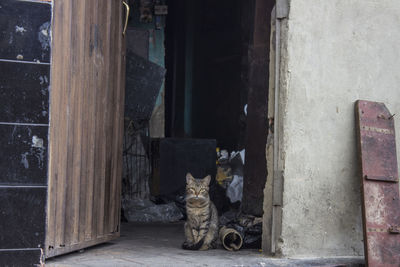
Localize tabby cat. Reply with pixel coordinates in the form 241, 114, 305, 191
182, 173, 219, 250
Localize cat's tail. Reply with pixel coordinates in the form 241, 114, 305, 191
181, 238, 204, 250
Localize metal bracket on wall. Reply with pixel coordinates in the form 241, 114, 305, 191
272, 170, 284, 206
276, 0, 289, 19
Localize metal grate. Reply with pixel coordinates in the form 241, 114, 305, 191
122, 118, 152, 200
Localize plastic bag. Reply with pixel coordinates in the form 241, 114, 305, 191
122, 199, 183, 223
226, 175, 243, 203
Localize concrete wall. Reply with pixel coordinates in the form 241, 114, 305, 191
277, 0, 400, 257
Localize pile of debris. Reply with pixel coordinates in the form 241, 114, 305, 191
219, 211, 263, 251
215, 148, 263, 251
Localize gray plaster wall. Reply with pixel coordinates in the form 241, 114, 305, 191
278, 0, 400, 257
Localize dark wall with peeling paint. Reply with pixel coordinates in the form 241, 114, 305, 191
0, 0, 51, 265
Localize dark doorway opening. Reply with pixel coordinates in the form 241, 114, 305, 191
122, 0, 274, 255
164, 0, 274, 217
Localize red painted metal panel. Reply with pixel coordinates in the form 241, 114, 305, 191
355, 100, 400, 267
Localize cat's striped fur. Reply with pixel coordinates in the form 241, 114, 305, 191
182, 173, 219, 250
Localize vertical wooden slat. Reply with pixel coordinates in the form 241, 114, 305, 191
78, 0, 89, 243
97, 0, 110, 238
70, 0, 86, 244
54, 0, 73, 248
46, 0, 125, 258
103, 0, 114, 234
45, 0, 64, 253
108, 1, 118, 233
112, 0, 122, 233
84, 0, 96, 241
91, 0, 100, 239
113, 1, 126, 232
64, 0, 79, 245
92, 0, 103, 238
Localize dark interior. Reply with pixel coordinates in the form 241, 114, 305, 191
122, 0, 273, 250
165, 0, 245, 151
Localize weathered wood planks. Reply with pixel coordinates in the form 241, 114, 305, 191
46, 0, 125, 258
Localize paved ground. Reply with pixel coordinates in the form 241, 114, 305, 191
46, 222, 364, 267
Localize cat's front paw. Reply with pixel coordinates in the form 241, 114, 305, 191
181, 241, 193, 250
182, 240, 204, 250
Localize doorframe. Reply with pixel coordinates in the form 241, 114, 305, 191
263, 0, 289, 256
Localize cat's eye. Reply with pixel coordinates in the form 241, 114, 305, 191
188, 188, 195, 193
199, 188, 206, 193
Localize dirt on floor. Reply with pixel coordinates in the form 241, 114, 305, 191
46, 222, 364, 267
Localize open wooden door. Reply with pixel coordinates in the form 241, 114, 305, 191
45, 0, 127, 258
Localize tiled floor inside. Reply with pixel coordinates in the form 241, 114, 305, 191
46, 222, 364, 267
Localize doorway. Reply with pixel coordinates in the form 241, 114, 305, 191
120, 0, 274, 255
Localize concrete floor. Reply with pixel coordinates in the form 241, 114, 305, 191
46, 222, 364, 267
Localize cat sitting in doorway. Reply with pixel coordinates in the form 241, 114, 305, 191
182, 173, 219, 250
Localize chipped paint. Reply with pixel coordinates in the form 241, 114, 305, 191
39, 75, 48, 85
16, 54, 23, 60
15, 25, 26, 33
41, 29, 48, 37
40, 248, 45, 267
365, 185, 386, 225
21, 152, 29, 169
32, 135, 43, 148
38, 21, 50, 51
31, 138, 45, 169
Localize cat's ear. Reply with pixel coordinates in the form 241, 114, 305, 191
203, 175, 211, 185
186, 173, 195, 184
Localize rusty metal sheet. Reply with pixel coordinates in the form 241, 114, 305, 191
355, 100, 400, 267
